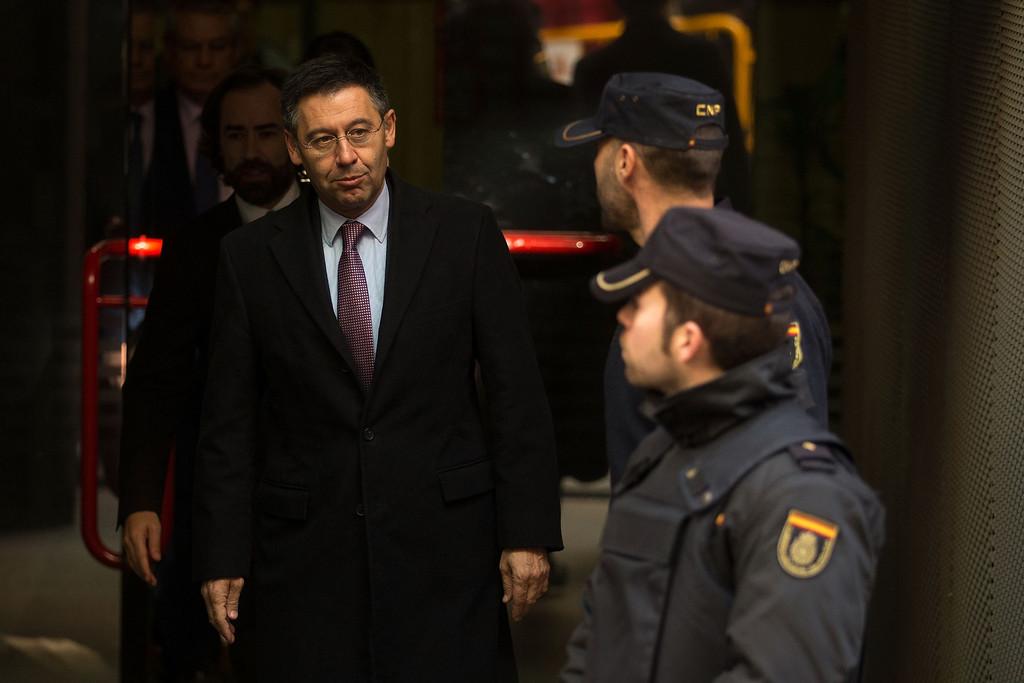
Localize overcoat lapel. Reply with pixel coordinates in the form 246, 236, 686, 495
374, 172, 439, 376
267, 191, 355, 365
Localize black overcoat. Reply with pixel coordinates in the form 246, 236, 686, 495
193, 171, 563, 681
119, 195, 244, 521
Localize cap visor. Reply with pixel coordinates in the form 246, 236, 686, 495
590, 262, 654, 303
555, 118, 606, 147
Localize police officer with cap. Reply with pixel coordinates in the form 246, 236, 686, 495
559, 207, 884, 683
554, 71, 833, 489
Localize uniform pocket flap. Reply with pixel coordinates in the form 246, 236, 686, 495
254, 482, 309, 520
601, 507, 682, 563
437, 458, 495, 502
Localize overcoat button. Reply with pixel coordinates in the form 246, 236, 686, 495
362, 428, 374, 441
355, 504, 365, 516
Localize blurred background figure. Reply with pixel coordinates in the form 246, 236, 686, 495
128, 0, 157, 230
570, 0, 751, 212
119, 65, 299, 683
115, 0, 162, 340
442, 0, 597, 231
140, 0, 242, 238
441, 0, 614, 489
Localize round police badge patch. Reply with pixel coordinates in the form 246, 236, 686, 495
777, 509, 838, 578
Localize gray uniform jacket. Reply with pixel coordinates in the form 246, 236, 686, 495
561, 344, 885, 682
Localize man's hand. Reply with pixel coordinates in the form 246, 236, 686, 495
499, 547, 550, 621
122, 511, 162, 586
202, 577, 245, 644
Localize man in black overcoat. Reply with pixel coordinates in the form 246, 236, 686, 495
194, 56, 563, 681
119, 65, 300, 679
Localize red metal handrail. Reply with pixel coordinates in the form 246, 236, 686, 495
81, 237, 164, 568
80, 231, 616, 568
504, 230, 621, 256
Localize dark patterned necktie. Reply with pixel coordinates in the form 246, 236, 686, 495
337, 220, 374, 391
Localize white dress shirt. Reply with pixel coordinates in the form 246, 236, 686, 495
320, 183, 390, 353
235, 178, 302, 225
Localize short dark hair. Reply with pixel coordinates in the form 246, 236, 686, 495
301, 31, 376, 70
634, 125, 725, 195
280, 55, 390, 135
199, 66, 287, 175
659, 281, 791, 371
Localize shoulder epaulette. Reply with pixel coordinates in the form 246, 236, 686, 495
785, 441, 837, 473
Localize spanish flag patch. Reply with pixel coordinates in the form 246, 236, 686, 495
788, 322, 803, 369
777, 509, 838, 578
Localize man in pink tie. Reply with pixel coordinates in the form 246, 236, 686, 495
194, 55, 562, 681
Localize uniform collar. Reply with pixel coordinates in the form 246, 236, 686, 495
645, 343, 798, 448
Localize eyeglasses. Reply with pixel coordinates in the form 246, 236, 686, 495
299, 119, 387, 156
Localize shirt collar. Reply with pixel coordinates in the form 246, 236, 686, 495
177, 90, 204, 124
319, 180, 391, 246
234, 178, 302, 225
132, 98, 155, 120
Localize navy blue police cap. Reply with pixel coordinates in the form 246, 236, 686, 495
555, 72, 729, 150
590, 207, 801, 317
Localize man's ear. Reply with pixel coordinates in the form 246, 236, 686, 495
284, 130, 304, 166
616, 143, 639, 183
670, 320, 723, 390
670, 321, 707, 366
383, 109, 397, 149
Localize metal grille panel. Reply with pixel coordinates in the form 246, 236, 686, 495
847, 1, 1024, 679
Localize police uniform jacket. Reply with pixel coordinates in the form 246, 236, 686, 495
603, 211, 833, 489
561, 344, 885, 683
